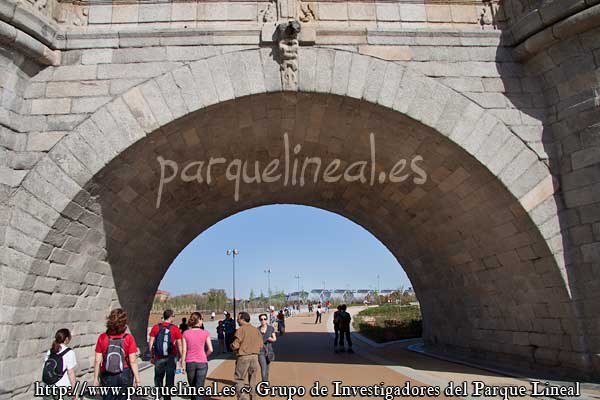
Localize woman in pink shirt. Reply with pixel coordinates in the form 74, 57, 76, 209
181, 312, 213, 400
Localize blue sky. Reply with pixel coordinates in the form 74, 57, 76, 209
159, 204, 412, 298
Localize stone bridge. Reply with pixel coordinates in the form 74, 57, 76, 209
0, 0, 599, 397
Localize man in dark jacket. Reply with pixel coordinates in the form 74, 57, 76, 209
338, 304, 353, 353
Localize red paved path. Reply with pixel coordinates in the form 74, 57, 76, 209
206, 312, 454, 399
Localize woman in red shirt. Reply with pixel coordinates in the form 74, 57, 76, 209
93, 308, 141, 400
181, 312, 213, 400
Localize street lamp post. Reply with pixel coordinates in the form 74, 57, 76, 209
264, 268, 272, 309
226, 249, 239, 318
294, 274, 301, 299
376, 274, 381, 304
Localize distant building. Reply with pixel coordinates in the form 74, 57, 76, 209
155, 289, 170, 301
353, 289, 372, 303
285, 288, 397, 304
286, 291, 302, 302
308, 289, 324, 303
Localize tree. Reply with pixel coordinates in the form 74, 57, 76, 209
271, 290, 286, 308
206, 289, 227, 311
249, 289, 255, 308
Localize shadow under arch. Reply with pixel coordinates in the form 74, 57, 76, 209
86, 92, 574, 378
494, 0, 600, 380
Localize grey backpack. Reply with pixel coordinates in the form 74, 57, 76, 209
104, 334, 128, 373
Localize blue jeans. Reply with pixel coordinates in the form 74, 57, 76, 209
186, 362, 208, 400
100, 368, 133, 400
258, 353, 269, 382
154, 355, 176, 400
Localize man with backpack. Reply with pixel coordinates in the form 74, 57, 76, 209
338, 304, 353, 353
148, 309, 183, 400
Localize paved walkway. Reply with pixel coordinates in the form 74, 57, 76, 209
139, 310, 600, 400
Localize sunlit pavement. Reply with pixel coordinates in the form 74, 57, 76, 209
137, 310, 600, 400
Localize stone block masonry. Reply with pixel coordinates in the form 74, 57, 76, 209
1, 1, 600, 398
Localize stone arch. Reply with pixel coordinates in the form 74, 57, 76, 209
16, 47, 559, 243
3, 48, 583, 397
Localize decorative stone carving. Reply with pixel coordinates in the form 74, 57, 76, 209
479, 6, 493, 28
26, 0, 48, 12
260, 0, 278, 22
279, 0, 298, 19
72, 6, 89, 26
299, 2, 316, 23
277, 21, 301, 91
52, 2, 88, 26
479, 0, 504, 30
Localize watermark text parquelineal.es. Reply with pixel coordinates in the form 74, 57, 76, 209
155, 132, 427, 208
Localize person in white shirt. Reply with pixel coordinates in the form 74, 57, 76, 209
42, 328, 78, 400
314, 303, 322, 324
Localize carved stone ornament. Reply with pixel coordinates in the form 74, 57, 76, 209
479, 0, 505, 30
53, 2, 88, 26
260, 0, 277, 22
277, 20, 301, 91
25, 0, 47, 12
479, 6, 493, 28
299, 2, 316, 23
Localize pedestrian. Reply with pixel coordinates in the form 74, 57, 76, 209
181, 312, 213, 400
41, 328, 78, 400
338, 304, 353, 353
333, 305, 342, 353
217, 321, 225, 353
277, 310, 285, 335
223, 312, 236, 353
179, 317, 189, 334
211, 311, 216, 321
231, 312, 263, 400
257, 313, 276, 383
93, 308, 141, 400
148, 309, 183, 400
314, 303, 322, 324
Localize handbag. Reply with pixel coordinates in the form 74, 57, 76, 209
266, 346, 275, 363
263, 325, 275, 363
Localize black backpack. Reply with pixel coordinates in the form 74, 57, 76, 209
104, 334, 128, 374
42, 348, 71, 385
153, 324, 174, 357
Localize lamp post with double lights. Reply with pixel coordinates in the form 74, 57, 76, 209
226, 249, 239, 318
294, 273, 302, 305
264, 268, 272, 309
376, 274, 381, 304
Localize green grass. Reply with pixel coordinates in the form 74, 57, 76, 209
353, 304, 422, 343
